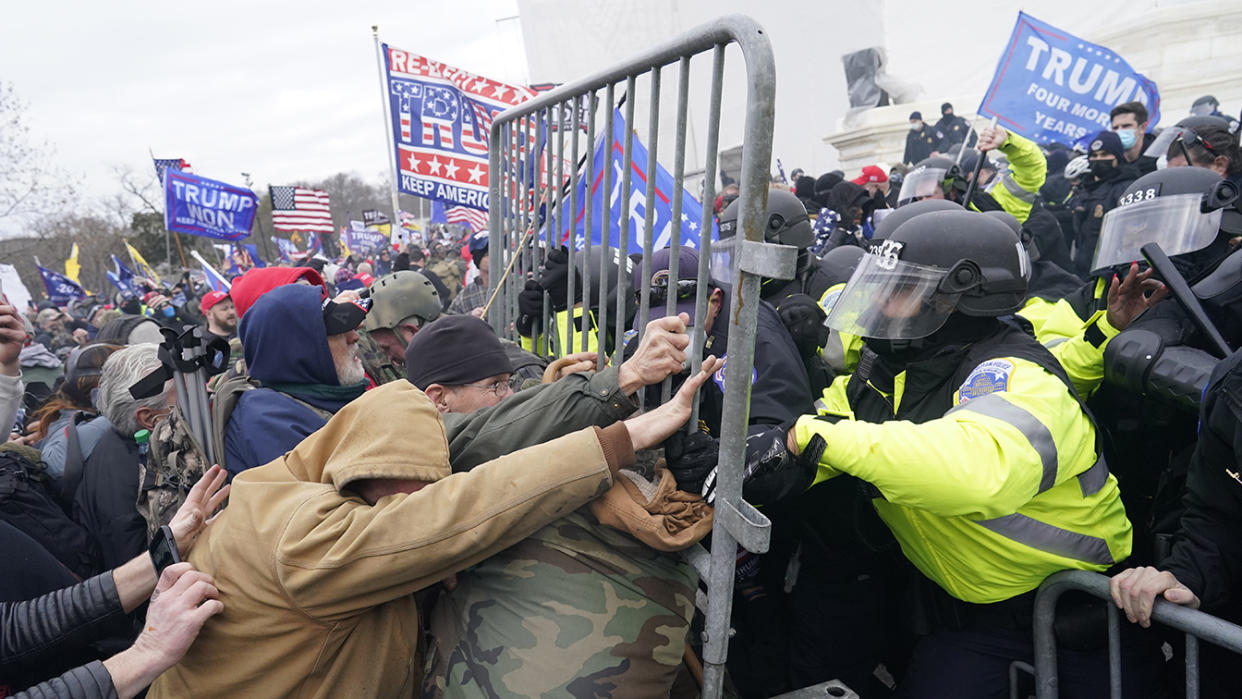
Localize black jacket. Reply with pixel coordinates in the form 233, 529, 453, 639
2, 572, 122, 698
1162, 348, 1242, 611
71, 423, 145, 574
1069, 163, 1139, 276
903, 125, 939, 165
933, 114, 974, 150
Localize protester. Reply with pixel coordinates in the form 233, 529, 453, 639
1109, 101, 1158, 175
72, 343, 178, 571
218, 285, 368, 476
148, 342, 719, 696
28, 344, 121, 479
447, 231, 490, 316
199, 291, 235, 343
3, 467, 228, 698
357, 270, 441, 380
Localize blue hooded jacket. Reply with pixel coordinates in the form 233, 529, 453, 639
223, 284, 366, 476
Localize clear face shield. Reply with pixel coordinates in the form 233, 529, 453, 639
897, 167, 948, 206
1143, 127, 1185, 160
1091, 193, 1223, 273
709, 236, 737, 284
826, 253, 965, 340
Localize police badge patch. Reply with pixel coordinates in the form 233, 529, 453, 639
957, 359, 1015, 404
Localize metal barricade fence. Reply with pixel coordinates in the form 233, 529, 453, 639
1032, 569, 1242, 699
485, 15, 784, 698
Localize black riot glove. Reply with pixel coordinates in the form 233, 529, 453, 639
701, 424, 826, 507
776, 294, 830, 361
515, 279, 545, 337
538, 246, 574, 311
663, 429, 719, 495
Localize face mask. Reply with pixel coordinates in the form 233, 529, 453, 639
1089, 160, 1115, 179
910, 122, 922, 131
161, 306, 176, 319
121, 298, 141, 315
1116, 128, 1137, 150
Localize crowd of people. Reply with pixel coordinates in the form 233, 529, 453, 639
2, 92, 1242, 698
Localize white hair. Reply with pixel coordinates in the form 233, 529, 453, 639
97, 343, 171, 437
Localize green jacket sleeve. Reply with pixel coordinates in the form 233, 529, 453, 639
990, 131, 1047, 223
442, 365, 637, 472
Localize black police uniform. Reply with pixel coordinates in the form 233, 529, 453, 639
934, 113, 974, 150
1069, 162, 1139, 276
904, 125, 939, 166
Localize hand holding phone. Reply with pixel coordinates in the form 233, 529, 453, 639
149, 525, 182, 577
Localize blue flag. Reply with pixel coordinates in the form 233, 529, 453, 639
559, 109, 714, 255
346, 222, 390, 253
430, 199, 449, 224
36, 265, 86, 305
243, 244, 266, 268
201, 262, 230, 292
978, 12, 1160, 148
106, 271, 140, 299
164, 170, 258, 241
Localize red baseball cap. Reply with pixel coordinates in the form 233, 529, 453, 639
851, 165, 888, 185
200, 290, 230, 315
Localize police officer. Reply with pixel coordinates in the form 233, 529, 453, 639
899, 126, 1047, 224
358, 270, 442, 383
1069, 130, 1140, 276
904, 111, 939, 166
517, 246, 634, 358
748, 209, 1134, 697
933, 102, 974, 151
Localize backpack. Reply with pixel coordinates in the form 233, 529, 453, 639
137, 408, 208, 545
210, 374, 334, 475
0, 446, 98, 578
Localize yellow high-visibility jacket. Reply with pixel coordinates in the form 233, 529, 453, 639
795, 330, 1132, 604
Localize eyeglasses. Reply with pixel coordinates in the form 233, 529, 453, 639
459, 377, 513, 398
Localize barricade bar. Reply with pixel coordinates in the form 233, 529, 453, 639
485, 15, 777, 698
1033, 570, 1242, 698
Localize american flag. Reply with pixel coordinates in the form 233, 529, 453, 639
153, 158, 191, 185
270, 186, 333, 233
445, 205, 488, 233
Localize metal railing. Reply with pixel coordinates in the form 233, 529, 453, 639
1033, 570, 1242, 698
486, 15, 782, 698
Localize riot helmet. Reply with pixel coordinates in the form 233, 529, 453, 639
1091, 167, 1240, 275
871, 198, 962, 246
827, 210, 1028, 340
1143, 115, 1235, 160
363, 270, 442, 334
714, 188, 813, 293
897, 156, 966, 206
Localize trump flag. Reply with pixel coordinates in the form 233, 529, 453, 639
165, 170, 258, 241
382, 44, 537, 211
560, 109, 714, 255
978, 12, 1160, 148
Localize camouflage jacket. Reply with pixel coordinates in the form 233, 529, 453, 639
136, 408, 207, 544
357, 330, 405, 385
423, 508, 698, 698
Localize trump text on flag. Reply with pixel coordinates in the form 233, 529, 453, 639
978, 12, 1160, 147
165, 170, 258, 241
383, 44, 536, 211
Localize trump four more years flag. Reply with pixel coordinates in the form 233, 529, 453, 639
382, 44, 537, 211
164, 170, 258, 241
978, 12, 1160, 148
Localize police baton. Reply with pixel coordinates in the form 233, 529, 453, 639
961, 116, 1000, 208
1141, 242, 1232, 358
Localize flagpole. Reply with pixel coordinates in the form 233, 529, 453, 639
372, 26, 404, 247
190, 250, 232, 291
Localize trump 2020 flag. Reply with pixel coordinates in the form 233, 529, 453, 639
36, 265, 87, 305
560, 109, 714, 255
978, 12, 1160, 148
165, 170, 258, 241
382, 44, 536, 211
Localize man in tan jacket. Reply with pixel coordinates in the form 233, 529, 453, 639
148, 350, 718, 697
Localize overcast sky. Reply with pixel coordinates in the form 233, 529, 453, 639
0, 1, 526, 233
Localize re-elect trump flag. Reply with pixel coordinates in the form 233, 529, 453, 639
560, 110, 714, 255
382, 44, 536, 211
165, 170, 258, 241
978, 12, 1160, 147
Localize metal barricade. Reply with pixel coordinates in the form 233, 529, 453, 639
485, 15, 783, 698
1032, 569, 1242, 698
